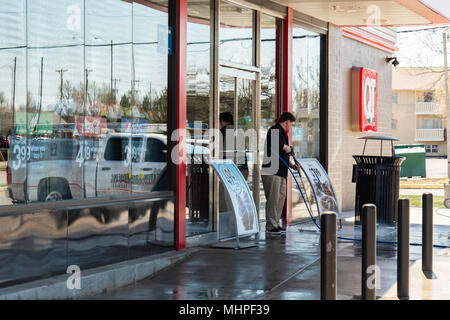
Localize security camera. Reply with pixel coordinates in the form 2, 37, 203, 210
386, 56, 399, 67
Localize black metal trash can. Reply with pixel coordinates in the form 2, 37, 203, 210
352, 137, 405, 225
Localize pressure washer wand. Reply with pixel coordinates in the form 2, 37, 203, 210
286, 147, 319, 227
288, 148, 316, 219
288, 147, 301, 169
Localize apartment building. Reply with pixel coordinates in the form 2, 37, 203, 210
392, 67, 447, 156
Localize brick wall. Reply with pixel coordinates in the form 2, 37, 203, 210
327, 24, 394, 212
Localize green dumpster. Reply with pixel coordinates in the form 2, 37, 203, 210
393, 144, 426, 178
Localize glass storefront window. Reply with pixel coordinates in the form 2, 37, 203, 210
219, 0, 253, 66
292, 26, 321, 159
291, 24, 322, 221
0, 0, 26, 205
0, 0, 169, 207
186, 0, 211, 236
259, 13, 277, 221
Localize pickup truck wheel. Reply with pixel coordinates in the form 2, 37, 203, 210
45, 190, 64, 202
38, 180, 71, 202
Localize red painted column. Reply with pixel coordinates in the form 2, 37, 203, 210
275, 19, 282, 120
281, 7, 293, 226
172, 0, 187, 250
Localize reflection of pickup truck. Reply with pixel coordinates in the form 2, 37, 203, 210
7, 133, 167, 202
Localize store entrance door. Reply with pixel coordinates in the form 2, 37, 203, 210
218, 64, 260, 239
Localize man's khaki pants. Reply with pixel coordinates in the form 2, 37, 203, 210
262, 175, 286, 230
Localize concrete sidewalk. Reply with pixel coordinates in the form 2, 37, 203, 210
400, 188, 444, 196
0, 247, 199, 300
85, 209, 450, 300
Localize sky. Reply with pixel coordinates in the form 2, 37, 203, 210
396, 25, 449, 67
396, 2, 450, 67
421, 0, 450, 20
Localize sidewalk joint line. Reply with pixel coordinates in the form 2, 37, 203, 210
266, 257, 321, 294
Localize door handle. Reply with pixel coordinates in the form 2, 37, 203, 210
143, 168, 151, 171
102, 167, 111, 171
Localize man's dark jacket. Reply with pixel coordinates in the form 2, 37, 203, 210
262, 123, 289, 179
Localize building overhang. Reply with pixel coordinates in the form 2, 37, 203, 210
271, 0, 450, 27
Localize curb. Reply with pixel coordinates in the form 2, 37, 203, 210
0, 248, 199, 300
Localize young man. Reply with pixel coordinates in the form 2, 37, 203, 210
218, 112, 234, 213
219, 112, 233, 159
219, 112, 233, 136
261, 112, 299, 234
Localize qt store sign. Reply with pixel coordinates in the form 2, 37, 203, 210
352, 67, 378, 132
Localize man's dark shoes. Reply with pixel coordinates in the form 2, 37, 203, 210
266, 228, 280, 234
277, 226, 286, 233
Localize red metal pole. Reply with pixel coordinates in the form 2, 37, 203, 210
275, 19, 282, 121
174, 0, 187, 250
281, 7, 293, 226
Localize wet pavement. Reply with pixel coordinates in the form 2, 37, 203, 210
86, 209, 450, 300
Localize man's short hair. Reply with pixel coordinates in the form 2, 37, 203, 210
220, 112, 234, 124
278, 112, 296, 123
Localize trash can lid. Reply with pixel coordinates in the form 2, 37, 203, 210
358, 136, 400, 141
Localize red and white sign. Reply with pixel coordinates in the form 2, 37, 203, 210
75, 116, 107, 137
352, 67, 378, 132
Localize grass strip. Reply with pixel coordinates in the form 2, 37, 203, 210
399, 194, 445, 208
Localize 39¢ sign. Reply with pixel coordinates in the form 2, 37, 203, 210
352, 67, 378, 132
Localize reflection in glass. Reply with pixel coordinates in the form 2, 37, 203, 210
292, 26, 321, 159
1, 0, 169, 207
259, 14, 277, 221
220, 0, 253, 66
0, 209, 68, 286
219, 74, 235, 163
0, 1, 27, 206
291, 25, 321, 222
218, 75, 235, 238
68, 205, 129, 270
26, 0, 85, 202
237, 78, 253, 186
218, 73, 256, 239
186, 0, 211, 236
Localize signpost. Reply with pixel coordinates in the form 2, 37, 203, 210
298, 158, 341, 224
16, 112, 53, 135
75, 116, 107, 137
121, 118, 149, 133
210, 159, 259, 249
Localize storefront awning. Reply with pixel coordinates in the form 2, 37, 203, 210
272, 0, 450, 26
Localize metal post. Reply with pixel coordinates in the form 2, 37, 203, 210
443, 29, 450, 179
422, 193, 433, 273
362, 204, 377, 300
321, 211, 337, 300
397, 198, 410, 299
111, 40, 114, 103
11, 56, 16, 125
55, 68, 67, 102
37, 57, 44, 127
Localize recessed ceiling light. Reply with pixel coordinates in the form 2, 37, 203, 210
362, 18, 388, 24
